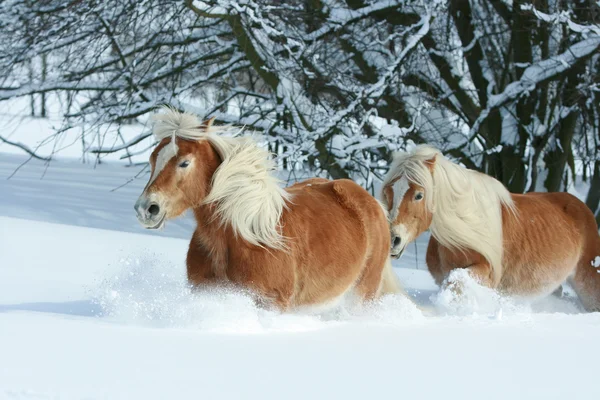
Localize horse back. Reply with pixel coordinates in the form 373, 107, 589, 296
285, 178, 388, 242
508, 191, 599, 257
510, 191, 597, 230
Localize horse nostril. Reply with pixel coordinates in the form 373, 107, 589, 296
148, 203, 160, 217
393, 236, 401, 248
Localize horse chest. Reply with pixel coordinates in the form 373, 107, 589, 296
187, 234, 229, 283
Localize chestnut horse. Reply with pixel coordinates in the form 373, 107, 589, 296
380, 144, 600, 311
134, 108, 404, 312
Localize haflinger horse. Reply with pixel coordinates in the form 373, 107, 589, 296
381, 144, 600, 311
134, 107, 406, 312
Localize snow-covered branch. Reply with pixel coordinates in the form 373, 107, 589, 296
0, 135, 51, 162
470, 35, 600, 138
521, 4, 600, 36
1, 0, 599, 207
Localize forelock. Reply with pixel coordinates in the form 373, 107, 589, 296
383, 145, 440, 211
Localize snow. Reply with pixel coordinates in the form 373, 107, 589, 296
1, 153, 600, 399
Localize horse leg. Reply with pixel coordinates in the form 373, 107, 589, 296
252, 288, 292, 312
465, 262, 495, 287
439, 244, 496, 290
570, 235, 600, 312
426, 237, 445, 286
186, 234, 218, 286
441, 262, 495, 298
351, 244, 400, 303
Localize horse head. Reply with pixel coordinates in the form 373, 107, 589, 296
135, 111, 219, 229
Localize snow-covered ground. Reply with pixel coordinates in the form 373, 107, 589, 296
1, 153, 600, 400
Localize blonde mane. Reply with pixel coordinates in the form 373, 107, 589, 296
385, 145, 516, 284
152, 107, 290, 249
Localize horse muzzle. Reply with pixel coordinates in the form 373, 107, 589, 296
390, 234, 406, 259
134, 195, 166, 229
390, 247, 405, 259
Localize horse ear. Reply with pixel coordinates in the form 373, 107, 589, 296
424, 155, 436, 173
199, 116, 216, 131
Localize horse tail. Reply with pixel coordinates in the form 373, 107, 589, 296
379, 257, 407, 296
570, 201, 600, 311
378, 258, 438, 316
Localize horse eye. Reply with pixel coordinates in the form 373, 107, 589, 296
179, 160, 190, 168
415, 193, 423, 201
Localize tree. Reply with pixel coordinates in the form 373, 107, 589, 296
1, 0, 599, 221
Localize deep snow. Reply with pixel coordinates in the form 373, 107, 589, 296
1, 153, 599, 400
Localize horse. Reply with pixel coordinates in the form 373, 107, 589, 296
134, 107, 405, 312
380, 144, 600, 311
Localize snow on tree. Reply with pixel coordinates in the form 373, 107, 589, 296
0, 0, 599, 221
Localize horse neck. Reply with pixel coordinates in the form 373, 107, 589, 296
189, 141, 232, 253
192, 204, 230, 244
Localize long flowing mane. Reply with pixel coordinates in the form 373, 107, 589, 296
385, 145, 516, 283
152, 107, 290, 249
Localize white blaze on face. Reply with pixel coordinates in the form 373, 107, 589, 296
391, 176, 409, 221
148, 139, 179, 186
